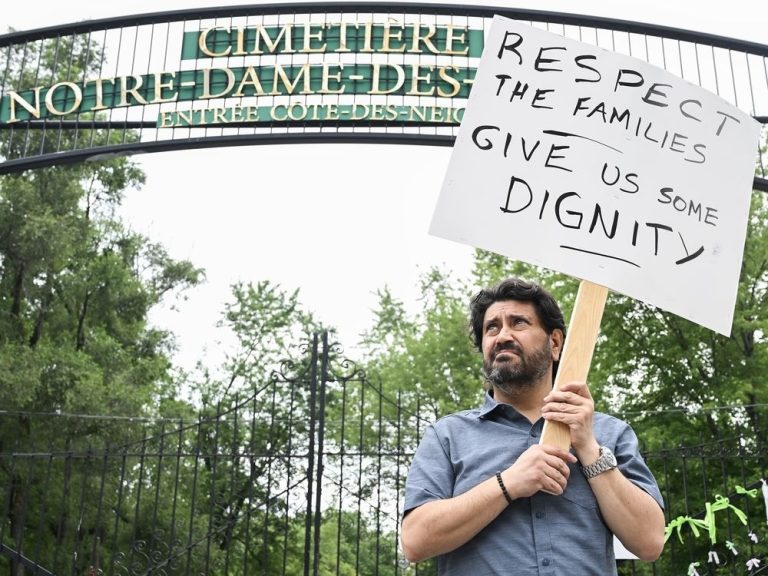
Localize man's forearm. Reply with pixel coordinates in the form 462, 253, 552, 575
400, 475, 509, 563
589, 470, 666, 561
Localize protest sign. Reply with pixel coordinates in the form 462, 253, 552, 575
430, 16, 762, 336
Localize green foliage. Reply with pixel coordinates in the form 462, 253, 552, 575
360, 268, 484, 423
590, 192, 768, 447
192, 279, 324, 403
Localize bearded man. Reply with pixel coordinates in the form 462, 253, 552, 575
400, 277, 665, 576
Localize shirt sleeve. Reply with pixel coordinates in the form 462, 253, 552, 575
403, 423, 455, 515
613, 422, 665, 510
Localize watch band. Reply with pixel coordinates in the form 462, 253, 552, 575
581, 446, 618, 479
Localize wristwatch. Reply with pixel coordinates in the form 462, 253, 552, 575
581, 446, 618, 479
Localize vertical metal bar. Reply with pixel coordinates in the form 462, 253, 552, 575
283, 350, 300, 575
106, 446, 129, 576
242, 393, 259, 576
204, 400, 224, 574
312, 331, 330, 576
394, 389, 403, 576
89, 446, 110, 574
166, 421, 184, 570
87, 28, 108, 149
303, 333, 320, 576
30, 449, 55, 572
73, 29, 93, 150
71, 448, 94, 575
51, 441, 73, 573
262, 382, 279, 575
223, 395, 240, 574
148, 421, 167, 569
184, 414, 204, 575
16, 452, 34, 574
354, 369, 366, 574
375, 377, 384, 575
335, 377, 349, 576
126, 429, 149, 573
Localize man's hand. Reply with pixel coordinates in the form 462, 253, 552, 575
502, 444, 577, 498
541, 381, 599, 462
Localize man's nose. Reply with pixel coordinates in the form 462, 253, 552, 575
496, 324, 516, 344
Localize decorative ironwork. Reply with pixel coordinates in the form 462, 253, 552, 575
0, 332, 424, 575
0, 2, 766, 193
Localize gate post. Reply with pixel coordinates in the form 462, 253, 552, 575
302, 333, 320, 576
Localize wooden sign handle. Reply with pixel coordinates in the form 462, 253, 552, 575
539, 280, 609, 449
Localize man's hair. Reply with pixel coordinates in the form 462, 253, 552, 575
469, 277, 567, 351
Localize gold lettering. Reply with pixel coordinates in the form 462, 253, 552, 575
320, 63, 344, 94
177, 109, 195, 126
83, 77, 114, 111
45, 82, 82, 115
252, 23, 294, 54
437, 66, 461, 98
325, 103, 339, 120
202, 67, 236, 99
287, 102, 307, 120
444, 25, 469, 55
382, 23, 406, 53
153, 71, 178, 103
370, 63, 404, 95
233, 26, 248, 56
270, 104, 288, 121
233, 104, 258, 121
118, 75, 148, 107
272, 63, 312, 95
410, 23, 439, 54
233, 66, 265, 97
158, 111, 174, 128
409, 106, 427, 122
334, 22, 353, 53
199, 27, 231, 57
361, 22, 374, 52
212, 107, 229, 123
407, 65, 435, 97
351, 104, 369, 119
429, 106, 445, 122
302, 23, 326, 53
6, 88, 42, 122
243, 105, 258, 121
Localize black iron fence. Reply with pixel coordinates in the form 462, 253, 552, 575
2, 333, 768, 575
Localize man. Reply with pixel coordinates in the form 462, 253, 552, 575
401, 277, 664, 575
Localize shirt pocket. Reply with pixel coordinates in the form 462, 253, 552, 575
560, 470, 599, 509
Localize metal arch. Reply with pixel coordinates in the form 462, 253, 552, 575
1, 1, 766, 181
1, 133, 767, 194
1, 2, 767, 56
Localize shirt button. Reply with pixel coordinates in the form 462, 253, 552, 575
535, 511, 545, 519
542, 559, 551, 567
530, 431, 538, 438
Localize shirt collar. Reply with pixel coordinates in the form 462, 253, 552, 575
478, 390, 543, 430
478, 390, 505, 419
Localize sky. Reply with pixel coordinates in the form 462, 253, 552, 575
2, 1, 766, 372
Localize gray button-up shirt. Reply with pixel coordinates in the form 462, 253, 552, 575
404, 392, 664, 575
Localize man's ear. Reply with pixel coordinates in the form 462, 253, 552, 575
550, 329, 564, 361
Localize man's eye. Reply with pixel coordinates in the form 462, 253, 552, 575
486, 324, 499, 333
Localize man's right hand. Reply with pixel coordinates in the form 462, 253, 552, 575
501, 444, 577, 498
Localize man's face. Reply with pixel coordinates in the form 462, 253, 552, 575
481, 299, 561, 393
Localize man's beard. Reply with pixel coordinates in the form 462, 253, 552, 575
484, 339, 552, 395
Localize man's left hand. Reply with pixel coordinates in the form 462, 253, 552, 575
541, 381, 599, 462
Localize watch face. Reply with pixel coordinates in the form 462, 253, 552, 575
603, 447, 617, 467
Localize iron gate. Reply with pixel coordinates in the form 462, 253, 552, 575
0, 332, 429, 576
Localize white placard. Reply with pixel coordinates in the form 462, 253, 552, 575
430, 16, 762, 335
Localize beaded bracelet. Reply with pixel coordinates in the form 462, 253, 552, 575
495, 471, 514, 505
